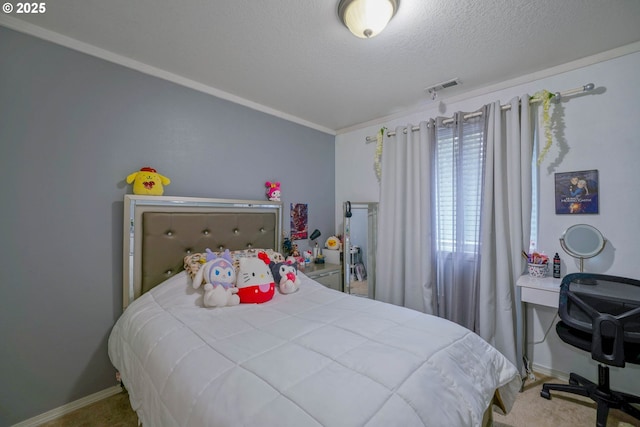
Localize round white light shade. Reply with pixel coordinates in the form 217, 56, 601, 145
339, 0, 398, 39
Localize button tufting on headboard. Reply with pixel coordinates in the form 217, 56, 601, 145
137, 208, 281, 301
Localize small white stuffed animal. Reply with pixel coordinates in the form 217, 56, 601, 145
192, 250, 239, 308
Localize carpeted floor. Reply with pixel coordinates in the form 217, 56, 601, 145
39, 389, 138, 427
494, 373, 639, 427
40, 373, 639, 426
349, 279, 368, 297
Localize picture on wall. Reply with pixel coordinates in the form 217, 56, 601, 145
290, 203, 308, 240
555, 169, 599, 214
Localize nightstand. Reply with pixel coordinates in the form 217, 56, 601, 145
304, 263, 343, 292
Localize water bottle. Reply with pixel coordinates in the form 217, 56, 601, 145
553, 253, 561, 278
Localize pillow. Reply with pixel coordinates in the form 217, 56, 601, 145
183, 252, 206, 279
210, 248, 284, 271
184, 248, 284, 278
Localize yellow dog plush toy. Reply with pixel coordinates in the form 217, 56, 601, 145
126, 167, 171, 195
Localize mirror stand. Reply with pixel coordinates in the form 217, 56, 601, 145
559, 224, 606, 273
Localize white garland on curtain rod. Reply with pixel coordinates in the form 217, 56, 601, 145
366, 83, 595, 171
374, 127, 386, 183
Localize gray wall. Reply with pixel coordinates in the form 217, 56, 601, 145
0, 26, 335, 426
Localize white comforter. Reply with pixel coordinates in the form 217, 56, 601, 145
109, 271, 520, 427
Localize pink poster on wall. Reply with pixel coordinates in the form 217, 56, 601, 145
290, 203, 308, 240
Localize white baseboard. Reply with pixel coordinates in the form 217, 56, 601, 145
12, 385, 123, 427
531, 363, 569, 383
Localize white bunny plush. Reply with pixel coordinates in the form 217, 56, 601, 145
192, 250, 239, 308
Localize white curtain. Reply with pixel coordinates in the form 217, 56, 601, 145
375, 97, 533, 372
478, 97, 533, 371
376, 121, 435, 313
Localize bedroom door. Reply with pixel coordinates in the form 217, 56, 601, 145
343, 202, 377, 299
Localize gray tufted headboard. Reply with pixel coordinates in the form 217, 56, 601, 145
122, 195, 282, 309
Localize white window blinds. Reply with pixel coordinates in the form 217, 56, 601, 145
434, 113, 486, 253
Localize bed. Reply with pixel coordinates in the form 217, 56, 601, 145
109, 195, 521, 426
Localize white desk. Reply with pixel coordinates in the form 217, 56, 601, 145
517, 275, 562, 308
516, 274, 562, 387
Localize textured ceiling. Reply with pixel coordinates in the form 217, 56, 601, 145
3, 0, 640, 133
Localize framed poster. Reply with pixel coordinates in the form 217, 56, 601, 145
554, 169, 599, 214
290, 203, 308, 240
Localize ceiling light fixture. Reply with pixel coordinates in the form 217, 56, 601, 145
338, 0, 399, 39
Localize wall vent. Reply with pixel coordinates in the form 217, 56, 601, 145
425, 78, 461, 95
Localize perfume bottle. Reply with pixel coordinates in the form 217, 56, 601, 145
553, 253, 561, 278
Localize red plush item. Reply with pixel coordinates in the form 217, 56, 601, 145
236, 253, 275, 304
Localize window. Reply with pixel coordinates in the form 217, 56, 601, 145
529, 130, 539, 252
434, 116, 486, 253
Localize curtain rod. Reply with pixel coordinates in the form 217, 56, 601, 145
364, 83, 595, 143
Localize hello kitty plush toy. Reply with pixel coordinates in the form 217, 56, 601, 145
236, 252, 275, 303
192, 249, 240, 308
265, 181, 281, 201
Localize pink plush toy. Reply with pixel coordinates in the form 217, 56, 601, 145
265, 181, 281, 201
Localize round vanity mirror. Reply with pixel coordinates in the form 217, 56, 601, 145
560, 224, 606, 272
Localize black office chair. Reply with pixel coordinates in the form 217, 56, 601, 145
540, 273, 640, 427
